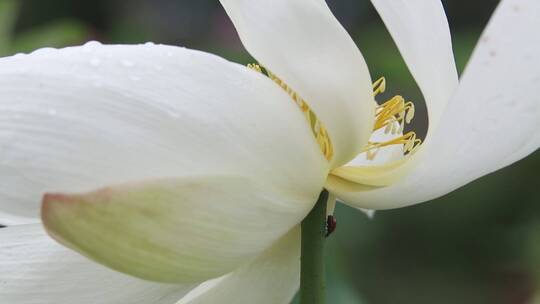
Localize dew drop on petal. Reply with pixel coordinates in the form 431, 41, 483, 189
32, 48, 54, 55
84, 41, 102, 47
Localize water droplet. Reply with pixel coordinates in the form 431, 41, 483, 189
84, 41, 102, 47
32, 48, 54, 55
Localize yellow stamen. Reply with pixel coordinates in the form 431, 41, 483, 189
373, 95, 416, 133
364, 77, 422, 160
248, 63, 334, 161
363, 131, 422, 160
372, 77, 386, 97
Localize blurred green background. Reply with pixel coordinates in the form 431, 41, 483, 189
1, 0, 538, 303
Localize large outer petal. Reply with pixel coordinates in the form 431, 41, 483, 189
178, 226, 300, 304
329, 0, 540, 209
0, 224, 194, 304
219, 0, 375, 168
371, 0, 459, 125
42, 177, 306, 283
0, 211, 37, 226
0, 43, 327, 218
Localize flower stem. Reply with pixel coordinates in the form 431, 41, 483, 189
300, 190, 328, 304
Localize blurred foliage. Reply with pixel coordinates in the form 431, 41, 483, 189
1, 1, 539, 303
10, 19, 89, 54
0, 0, 18, 55
0, 0, 89, 56
336, 152, 540, 304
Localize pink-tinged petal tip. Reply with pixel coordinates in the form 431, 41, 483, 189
41, 192, 79, 246
41, 192, 77, 220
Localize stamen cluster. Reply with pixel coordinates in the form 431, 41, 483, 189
364, 77, 422, 160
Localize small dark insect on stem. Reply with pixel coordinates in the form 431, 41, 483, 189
325, 215, 337, 237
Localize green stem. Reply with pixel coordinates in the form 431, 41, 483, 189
300, 190, 328, 304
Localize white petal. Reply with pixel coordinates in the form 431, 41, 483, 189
42, 177, 313, 283
178, 226, 300, 304
219, 0, 375, 168
0, 43, 327, 218
0, 224, 194, 304
371, 0, 459, 125
328, 0, 540, 209
0, 211, 38, 226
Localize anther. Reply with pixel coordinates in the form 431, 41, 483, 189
372, 77, 386, 97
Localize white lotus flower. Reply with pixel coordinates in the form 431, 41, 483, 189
1, 0, 539, 303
